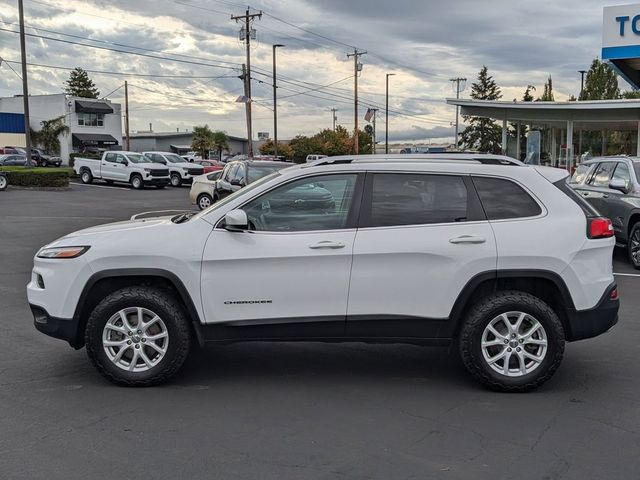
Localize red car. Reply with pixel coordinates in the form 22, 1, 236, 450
194, 160, 224, 173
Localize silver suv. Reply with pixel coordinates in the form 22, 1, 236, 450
570, 156, 640, 268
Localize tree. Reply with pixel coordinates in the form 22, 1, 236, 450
212, 130, 230, 161
523, 85, 536, 102
458, 66, 503, 153
288, 135, 323, 163
31, 116, 70, 154
580, 58, 620, 100
538, 76, 554, 101
259, 139, 294, 159
191, 125, 215, 159
621, 90, 640, 99
64, 67, 100, 98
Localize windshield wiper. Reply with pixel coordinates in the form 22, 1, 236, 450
172, 212, 196, 224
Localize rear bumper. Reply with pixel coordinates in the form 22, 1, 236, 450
567, 283, 619, 341
30, 304, 83, 349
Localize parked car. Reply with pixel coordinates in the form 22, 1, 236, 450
74, 151, 170, 189
305, 154, 327, 163
1, 146, 26, 155
570, 156, 640, 268
31, 148, 62, 167
190, 170, 223, 210
0, 154, 32, 166
214, 160, 289, 200
0, 171, 7, 191
194, 160, 224, 173
80, 146, 108, 156
28, 153, 619, 391
143, 151, 204, 187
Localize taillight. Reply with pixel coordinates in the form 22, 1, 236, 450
610, 287, 619, 300
588, 217, 614, 239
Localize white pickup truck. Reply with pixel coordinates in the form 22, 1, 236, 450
74, 151, 170, 189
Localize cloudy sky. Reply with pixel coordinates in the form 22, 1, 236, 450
0, 0, 631, 143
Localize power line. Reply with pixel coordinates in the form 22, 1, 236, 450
262, 12, 355, 51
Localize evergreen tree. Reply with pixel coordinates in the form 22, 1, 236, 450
458, 66, 503, 154
64, 67, 100, 98
580, 58, 620, 100
523, 85, 536, 102
538, 76, 554, 101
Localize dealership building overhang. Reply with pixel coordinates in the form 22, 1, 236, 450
602, 4, 640, 89
446, 98, 640, 165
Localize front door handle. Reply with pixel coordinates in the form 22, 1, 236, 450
309, 241, 345, 249
581, 192, 589, 197
449, 235, 486, 244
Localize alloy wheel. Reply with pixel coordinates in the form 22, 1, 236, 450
630, 228, 640, 266
0, 176, 7, 190
102, 307, 169, 372
481, 311, 548, 377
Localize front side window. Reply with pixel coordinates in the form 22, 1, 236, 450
473, 176, 542, 220
104, 153, 116, 163
611, 162, 631, 190
224, 164, 239, 182
588, 162, 616, 188
365, 173, 469, 227
243, 174, 358, 232
570, 163, 594, 184
126, 154, 149, 164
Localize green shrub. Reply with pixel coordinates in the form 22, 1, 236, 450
69, 152, 100, 168
0, 167, 71, 187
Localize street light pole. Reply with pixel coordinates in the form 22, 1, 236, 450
579, 70, 587, 99
272, 44, 284, 159
18, 0, 32, 166
385, 73, 395, 154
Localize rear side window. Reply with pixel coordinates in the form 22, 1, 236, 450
554, 178, 600, 217
588, 162, 616, 187
570, 164, 593, 184
473, 177, 542, 220
365, 173, 472, 227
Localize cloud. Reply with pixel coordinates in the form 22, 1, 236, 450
390, 125, 455, 142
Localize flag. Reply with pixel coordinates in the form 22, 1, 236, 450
235, 95, 251, 103
364, 108, 373, 122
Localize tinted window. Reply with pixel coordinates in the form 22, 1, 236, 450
570, 163, 594, 184
104, 153, 116, 163
611, 162, 631, 189
473, 177, 542, 220
248, 164, 287, 183
243, 174, 358, 232
207, 171, 221, 181
368, 174, 469, 227
588, 162, 616, 187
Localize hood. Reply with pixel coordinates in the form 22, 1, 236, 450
140, 162, 169, 169
49, 217, 174, 246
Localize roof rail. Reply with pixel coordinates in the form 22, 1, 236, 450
310, 154, 523, 167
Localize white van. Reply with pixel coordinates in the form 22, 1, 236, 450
305, 154, 328, 163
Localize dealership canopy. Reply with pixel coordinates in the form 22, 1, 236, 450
603, 4, 640, 89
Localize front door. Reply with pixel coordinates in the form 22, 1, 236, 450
346, 172, 497, 338
201, 172, 363, 339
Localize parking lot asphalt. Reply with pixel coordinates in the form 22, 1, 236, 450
1, 183, 640, 480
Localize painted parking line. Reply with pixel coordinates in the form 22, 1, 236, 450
614, 272, 640, 277
70, 182, 132, 190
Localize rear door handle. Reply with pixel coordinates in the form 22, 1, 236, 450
449, 235, 486, 244
309, 241, 345, 249
581, 192, 589, 197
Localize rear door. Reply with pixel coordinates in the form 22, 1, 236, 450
346, 172, 496, 338
580, 161, 617, 214
603, 161, 633, 238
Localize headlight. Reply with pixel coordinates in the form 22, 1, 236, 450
143, 168, 153, 172
37, 246, 90, 259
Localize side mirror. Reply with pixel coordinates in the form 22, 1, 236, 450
223, 209, 248, 232
230, 178, 243, 186
609, 178, 628, 193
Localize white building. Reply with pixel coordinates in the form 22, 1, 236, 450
0, 94, 122, 163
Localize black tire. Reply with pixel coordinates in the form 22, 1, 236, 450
628, 222, 640, 269
85, 286, 192, 387
170, 173, 182, 187
0, 175, 7, 191
80, 169, 93, 184
131, 174, 143, 189
42, 160, 49, 167
197, 193, 213, 210
459, 291, 565, 392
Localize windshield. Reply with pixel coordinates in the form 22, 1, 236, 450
193, 171, 282, 221
127, 154, 150, 164
165, 154, 184, 163
248, 164, 287, 183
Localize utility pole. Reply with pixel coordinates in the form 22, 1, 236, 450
579, 70, 587, 99
232, 8, 262, 157
331, 108, 338, 131
347, 49, 366, 155
371, 108, 378, 154
450, 77, 466, 149
385, 73, 395, 154
272, 44, 284, 159
18, 0, 31, 166
124, 81, 130, 151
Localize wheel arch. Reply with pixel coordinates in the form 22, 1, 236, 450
626, 210, 640, 241
447, 270, 576, 341
72, 268, 204, 349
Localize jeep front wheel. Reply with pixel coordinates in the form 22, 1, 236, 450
459, 291, 565, 392
85, 286, 191, 386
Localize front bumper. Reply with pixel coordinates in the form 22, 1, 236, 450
144, 177, 170, 186
31, 304, 83, 349
567, 283, 619, 341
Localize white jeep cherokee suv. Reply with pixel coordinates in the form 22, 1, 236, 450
27, 154, 619, 391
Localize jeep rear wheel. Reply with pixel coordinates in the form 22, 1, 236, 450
459, 291, 565, 392
0, 175, 7, 191
131, 174, 143, 189
85, 286, 191, 386
170, 173, 182, 187
80, 169, 93, 184
628, 222, 640, 269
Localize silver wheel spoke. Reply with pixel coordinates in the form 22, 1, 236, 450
137, 307, 144, 328
503, 352, 512, 375
119, 311, 132, 331
487, 349, 507, 365
482, 338, 504, 348
113, 345, 131, 363
521, 323, 542, 341
146, 341, 165, 354
143, 315, 161, 332
524, 338, 547, 346
105, 323, 127, 335
517, 352, 527, 375
500, 314, 512, 334
487, 325, 506, 340
139, 349, 154, 368
146, 332, 168, 341
513, 312, 526, 333
522, 350, 544, 363
128, 350, 140, 371
104, 339, 127, 347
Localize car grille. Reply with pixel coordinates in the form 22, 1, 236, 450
187, 167, 204, 176
151, 169, 169, 177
